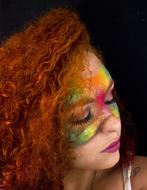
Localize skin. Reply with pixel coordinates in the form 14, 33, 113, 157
63, 52, 147, 190
63, 52, 121, 189
92, 156, 147, 190
67, 64, 119, 147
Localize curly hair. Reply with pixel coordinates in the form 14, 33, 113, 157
0, 7, 136, 190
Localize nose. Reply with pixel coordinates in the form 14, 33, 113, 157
99, 115, 121, 135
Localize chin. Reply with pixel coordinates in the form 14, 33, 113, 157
98, 150, 120, 170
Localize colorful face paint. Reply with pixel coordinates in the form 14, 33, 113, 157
85, 64, 112, 92
66, 64, 120, 147
67, 88, 86, 106
66, 65, 110, 107
96, 92, 120, 118
91, 64, 120, 118
69, 124, 98, 146
68, 115, 105, 147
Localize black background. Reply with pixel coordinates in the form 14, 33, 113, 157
0, 0, 147, 155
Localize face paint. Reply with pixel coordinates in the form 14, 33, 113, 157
67, 64, 111, 106
92, 65, 120, 118
67, 88, 83, 105
96, 92, 120, 118
69, 124, 98, 146
108, 102, 120, 117
68, 115, 105, 147
66, 64, 120, 147
85, 64, 112, 92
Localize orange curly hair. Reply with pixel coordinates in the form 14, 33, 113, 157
0, 7, 135, 190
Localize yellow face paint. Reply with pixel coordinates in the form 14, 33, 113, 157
68, 115, 105, 147
109, 102, 120, 117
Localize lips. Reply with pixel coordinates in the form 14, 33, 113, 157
101, 139, 120, 153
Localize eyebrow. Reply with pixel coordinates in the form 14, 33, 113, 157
65, 97, 96, 113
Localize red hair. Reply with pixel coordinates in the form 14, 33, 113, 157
0, 7, 135, 190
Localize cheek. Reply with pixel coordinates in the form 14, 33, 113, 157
69, 124, 98, 146
73, 143, 98, 168
70, 116, 105, 147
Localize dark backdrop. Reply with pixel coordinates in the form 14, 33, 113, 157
0, 0, 147, 155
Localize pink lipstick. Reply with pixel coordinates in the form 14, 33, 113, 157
101, 139, 120, 153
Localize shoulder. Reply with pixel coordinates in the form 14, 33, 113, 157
131, 155, 147, 190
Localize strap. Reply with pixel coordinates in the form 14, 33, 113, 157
122, 164, 132, 190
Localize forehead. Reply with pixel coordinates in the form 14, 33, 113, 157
81, 52, 102, 78
66, 52, 112, 107
82, 52, 111, 91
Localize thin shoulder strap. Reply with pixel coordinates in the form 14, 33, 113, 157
122, 164, 132, 190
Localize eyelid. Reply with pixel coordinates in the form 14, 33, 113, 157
72, 108, 92, 125
68, 102, 99, 130
69, 102, 94, 117
71, 107, 90, 121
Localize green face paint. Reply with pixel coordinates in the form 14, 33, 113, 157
67, 88, 83, 105
68, 115, 105, 147
69, 124, 97, 146
109, 102, 120, 118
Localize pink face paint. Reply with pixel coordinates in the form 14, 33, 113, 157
96, 92, 105, 109
89, 64, 120, 118
96, 92, 120, 118
96, 92, 111, 117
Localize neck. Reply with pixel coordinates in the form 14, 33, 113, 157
63, 168, 96, 190
63, 167, 112, 190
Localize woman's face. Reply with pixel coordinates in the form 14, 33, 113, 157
64, 52, 121, 170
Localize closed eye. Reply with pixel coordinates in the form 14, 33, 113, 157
72, 108, 92, 126
105, 98, 115, 105
104, 80, 115, 105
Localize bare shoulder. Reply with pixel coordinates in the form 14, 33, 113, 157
131, 155, 147, 190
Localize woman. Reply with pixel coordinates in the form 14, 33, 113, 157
0, 7, 147, 190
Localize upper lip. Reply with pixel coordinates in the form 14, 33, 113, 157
101, 138, 120, 152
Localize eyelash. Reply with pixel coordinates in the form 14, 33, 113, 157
104, 87, 115, 105
105, 98, 115, 105
72, 108, 92, 126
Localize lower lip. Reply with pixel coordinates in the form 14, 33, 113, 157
101, 140, 120, 153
